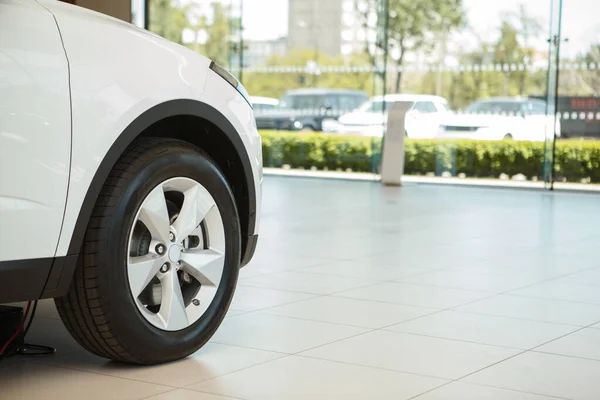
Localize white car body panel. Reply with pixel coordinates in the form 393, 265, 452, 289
438, 98, 561, 142
0, 0, 71, 261
36, 0, 260, 257
249, 96, 279, 107
201, 73, 262, 232
438, 112, 560, 142
332, 94, 449, 138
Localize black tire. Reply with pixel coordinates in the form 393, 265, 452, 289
55, 138, 241, 364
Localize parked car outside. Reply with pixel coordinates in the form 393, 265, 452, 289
250, 96, 279, 112
323, 94, 451, 138
1, 0, 261, 365
438, 97, 561, 141
254, 88, 369, 131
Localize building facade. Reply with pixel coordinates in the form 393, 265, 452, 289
287, 0, 366, 57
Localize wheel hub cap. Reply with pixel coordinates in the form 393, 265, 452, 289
168, 245, 182, 263
126, 177, 225, 332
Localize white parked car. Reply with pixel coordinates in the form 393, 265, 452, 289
0, 0, 261, 364
323, 94, 451, 138
250, 96, 279, 113
438, 97, 561, 141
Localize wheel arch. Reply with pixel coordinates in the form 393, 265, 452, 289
41, 99, 257, 299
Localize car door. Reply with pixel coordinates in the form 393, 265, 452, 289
526, 100, 551, 141
408, 101, 438, 138
0, 0, 71, 262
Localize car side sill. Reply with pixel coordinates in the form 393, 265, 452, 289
0, 258, 54, 303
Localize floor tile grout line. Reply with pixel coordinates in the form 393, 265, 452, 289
139, 388, 177, 400
236, 282, 332, 296
293, 352, 452, 382
459, 382, 571, 400
385, 280, 503, 295
207, 340, 294, 355
498, 264, 600, 292
409, 379, 572, 400
255, 307, 432, 331
437, 308, 590, 328
506, 292, 600, 307
406, 380, 456, 400
413, 349, 531, 400
524, 318, 600, 353
237, 286, 568, 350
392, 263, 600, 300
375, 329, 531, 351
238, 276, 385, 297
280, 303, 523, 379
246, 248, 596, 283
289, 327, 379, 358
29, 340, 292, 393
26, 356, 180, 390
436, 263, 600, 321
270, 264, 449, 282
230, 294, 325, 315
425, 318, 600, 400
360, 282, 593, 349
329, 290, 498, 311
531, 349, 600, 364
139, 388, 231, 400
137, 386, 182, 400
183, 386, 250, 400
181, 353, 290, 392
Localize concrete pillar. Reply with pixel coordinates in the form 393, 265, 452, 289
380, 101, 414, 186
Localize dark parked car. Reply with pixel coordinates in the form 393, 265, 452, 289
254, 89, 369, 131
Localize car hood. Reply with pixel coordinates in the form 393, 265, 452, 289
254, 110, 297, 120
41, 0, 213, 75
440, 113, 523, 128
338, 111, 384, 126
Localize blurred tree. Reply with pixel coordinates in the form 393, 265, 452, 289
503, 4, 543, 50
200, 2, 230, 66
437, 14, 546, 109
148, 0, 189, 44
357, 0, 465, 93
243, 50, 375, 99
494, 21, 522, 96
500, 5, 544, 96
579, 44, 600, 95
185, 2, 235, 67
560, 44, 600, 96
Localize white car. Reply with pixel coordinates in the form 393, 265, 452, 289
250, 96, 279, 113
0, 0, 261, 364
323, 94, 451, 138
438, 97, 561, 141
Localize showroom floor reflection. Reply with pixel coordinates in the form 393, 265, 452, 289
2, 176, 600, 399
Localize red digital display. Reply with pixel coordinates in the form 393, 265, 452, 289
570, 97, 600, 110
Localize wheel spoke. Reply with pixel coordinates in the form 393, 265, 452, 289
128, 254, 164, 298
171, 185, 215, 243
138, 184, 170, 243
180, 249, 224, 286
158, 270, 189, 330
128, 177, 224, 332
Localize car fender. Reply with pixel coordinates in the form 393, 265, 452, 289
38, 2, 259, 299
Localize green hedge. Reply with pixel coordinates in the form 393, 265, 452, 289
260, 130, 600, 183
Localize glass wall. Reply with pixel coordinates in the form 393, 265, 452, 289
146, 0, 600, 190
553, 0, 600, 188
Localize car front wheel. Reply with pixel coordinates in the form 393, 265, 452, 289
55, 138, 240, 364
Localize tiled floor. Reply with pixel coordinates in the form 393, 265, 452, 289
2, 176, 600, 399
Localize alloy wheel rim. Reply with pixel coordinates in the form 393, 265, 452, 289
126, 177, 225, 331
